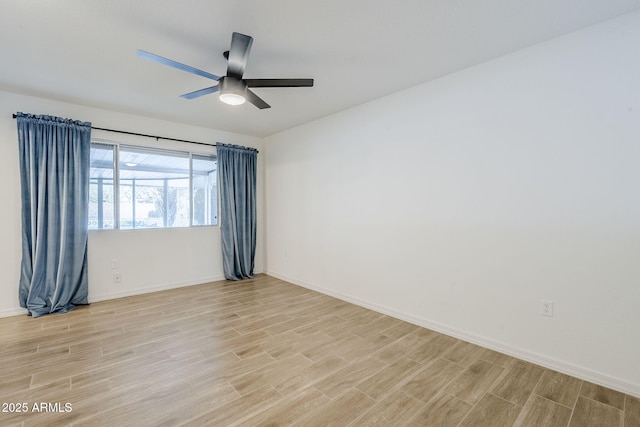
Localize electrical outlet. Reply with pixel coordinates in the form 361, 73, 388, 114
540, 300, 553, 317
111, 258, 119, 269
113, 272, 122, 283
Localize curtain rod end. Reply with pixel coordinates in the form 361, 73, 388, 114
12, 114, 17, 119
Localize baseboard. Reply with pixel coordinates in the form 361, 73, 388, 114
265, 270, 640, 398
0, 307, 27, 319
0, 271, 263, 319
88, 275, 227, 303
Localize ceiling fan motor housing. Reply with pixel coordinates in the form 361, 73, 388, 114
219, 76, 247, 97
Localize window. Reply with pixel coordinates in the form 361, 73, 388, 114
192, 154, 218, 226
89, 142, 217, 230
89, 144, 115, 229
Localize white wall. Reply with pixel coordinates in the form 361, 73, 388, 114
0, 90, 264, 316
264, 11, 640, 395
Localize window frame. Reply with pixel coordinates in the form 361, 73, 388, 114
89, 139, 218, 230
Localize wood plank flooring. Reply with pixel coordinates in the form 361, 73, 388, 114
0, 274, 638, 426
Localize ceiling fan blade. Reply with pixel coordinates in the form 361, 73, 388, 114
245, 89, 270, 109
227, 32, 253, 79
245, 78, 314, 88
180, 85, 220, 99
137, 50, 220, 81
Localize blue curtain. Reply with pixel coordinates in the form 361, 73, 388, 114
16, 113, 91, 317
217, 143, 258, 280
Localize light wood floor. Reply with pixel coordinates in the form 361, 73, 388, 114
1, 275, 638, 426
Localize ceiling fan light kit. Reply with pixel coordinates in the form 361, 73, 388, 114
137, 32, 313, 109
219, 93, 245, 106
218, 77, 247, 106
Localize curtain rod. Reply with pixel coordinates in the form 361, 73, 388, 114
12, 114, 216, 148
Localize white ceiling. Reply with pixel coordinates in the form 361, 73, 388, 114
2, 1, 640, 137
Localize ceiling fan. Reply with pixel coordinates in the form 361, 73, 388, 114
137, 32, 313, 109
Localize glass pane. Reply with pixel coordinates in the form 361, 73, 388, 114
89, 143, 115, 229
119, 147, 190, 229
192, 154, 218, 226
